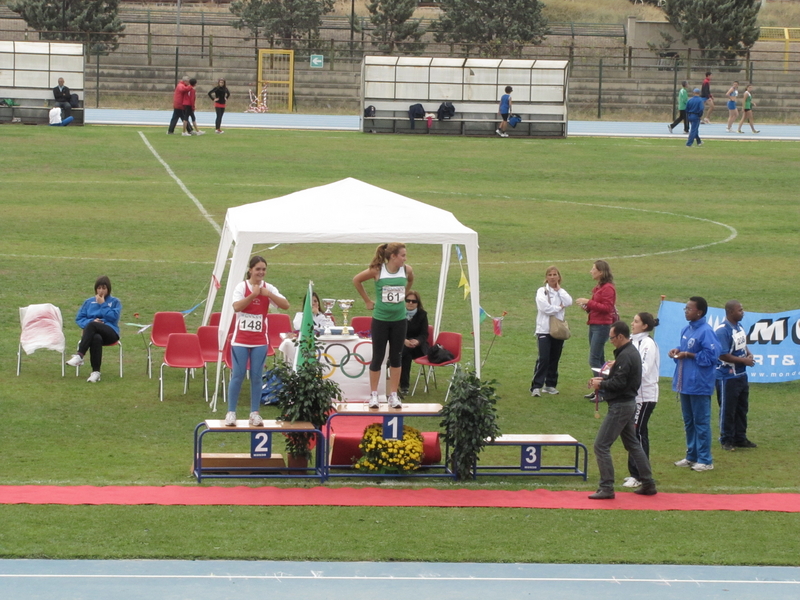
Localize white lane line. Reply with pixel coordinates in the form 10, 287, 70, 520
137, 131, 222, 235
422, 190, 738, 262
0, 574, 797, 584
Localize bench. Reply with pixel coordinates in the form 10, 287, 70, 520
192, 418, 326, 482
1, 89, 85, 125
475, 434, 588, 479
363, 100, 566, 137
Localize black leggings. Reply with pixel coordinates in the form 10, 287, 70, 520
370, 318, 407, 371
215, 106, 225, 130
77, 321, 119, 372
670, 109, 688, 132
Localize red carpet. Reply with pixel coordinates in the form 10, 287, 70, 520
1, 485, 798, 512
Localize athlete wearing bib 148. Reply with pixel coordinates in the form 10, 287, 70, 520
353, 242, 415, 410
225, 256, 289, 427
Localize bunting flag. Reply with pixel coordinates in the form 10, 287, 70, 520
296, 281, 316, 368
493, 317, 503, 337
212, 274, 221, 290
455, 245, 470, 299
479, 307, 488, 323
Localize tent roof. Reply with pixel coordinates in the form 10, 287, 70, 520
224, 178, 477, 245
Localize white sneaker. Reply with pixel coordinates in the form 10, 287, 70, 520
87, 371, 101, 383
674, 458, 695, 467
691, 462, 714, 472
622, 477, 641, 488
501, 132, 509, 138
389, 393, 402, 409
215, 129, 224, 134
496, 129, 502, 136
368, 392, 380, 409
667, 124, 673, 133
181, 132, 191, 137
224, 411, 237, 426
542, 386, 559, 395
531, 388, 542, 397
249, 412, 263, 427
190, 131, 199, 136
66, 354, 84, 367
196, 130, 206, 135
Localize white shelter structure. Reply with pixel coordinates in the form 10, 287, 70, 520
202, 178, 482, 407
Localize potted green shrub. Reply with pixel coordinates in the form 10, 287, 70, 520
274, 337, 342, 470
439, 366, 501, 480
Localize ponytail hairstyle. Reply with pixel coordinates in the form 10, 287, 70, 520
594, 260, 614, 285
637, 312, 659, 332
369, 242, 405, 271
247, 255, 267, 278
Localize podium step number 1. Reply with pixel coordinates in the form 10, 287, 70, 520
383, 416, 403, 440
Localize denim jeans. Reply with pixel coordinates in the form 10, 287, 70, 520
680, 393, 713, 464
593, 400, 653, 491
228, 344, 268, 413
588, 324, 611, 375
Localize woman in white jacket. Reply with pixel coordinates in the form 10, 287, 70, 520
623, 311, 661, 488
530, 266, 572, 397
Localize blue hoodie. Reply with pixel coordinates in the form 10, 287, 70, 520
671, 317, 720, 395
76, 295, 122, 335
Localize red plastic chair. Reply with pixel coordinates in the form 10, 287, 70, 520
159, 333, 207, 403
266, 313, 292, 357
412, 331, 462, 401
148, 312, 187, 378
349, 316, 372, 336
208, 312, 221, 327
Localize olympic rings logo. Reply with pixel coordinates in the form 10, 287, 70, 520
318, 340, 373, 379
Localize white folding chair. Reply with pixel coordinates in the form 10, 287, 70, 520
17, 303, 66, 377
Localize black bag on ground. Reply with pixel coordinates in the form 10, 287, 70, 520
437, 102, 455, 121
427, 344, 454, 364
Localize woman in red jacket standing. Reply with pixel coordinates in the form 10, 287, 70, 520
576, 260, 617, 400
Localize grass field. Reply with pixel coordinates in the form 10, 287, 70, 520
1, 126, 798, 564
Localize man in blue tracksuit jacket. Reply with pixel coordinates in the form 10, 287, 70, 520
685, 88, 705, 147
669, 296, 720, 472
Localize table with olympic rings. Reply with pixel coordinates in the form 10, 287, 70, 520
278, 335, 387, 401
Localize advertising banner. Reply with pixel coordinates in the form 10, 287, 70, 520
654, 301, 800, 383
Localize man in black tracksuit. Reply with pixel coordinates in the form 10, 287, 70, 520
588, 321, 658, 499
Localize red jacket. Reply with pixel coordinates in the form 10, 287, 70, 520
585, 282, 617, 325
172, 82, 188, 109
182, 85, 194, 108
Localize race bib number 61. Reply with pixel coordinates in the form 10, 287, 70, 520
381, 285, 404, 304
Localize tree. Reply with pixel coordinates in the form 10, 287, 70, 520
663, 0, 761, 62
8, 0, 125, 53
434, 0, 548, 57
367, 0, 426, 55
230, 0, 334, 50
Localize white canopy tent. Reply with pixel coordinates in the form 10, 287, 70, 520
202, 178, 482, 410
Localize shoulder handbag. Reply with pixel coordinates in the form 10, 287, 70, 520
546, 288, 571, 340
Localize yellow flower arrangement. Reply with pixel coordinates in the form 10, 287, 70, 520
354, 423, 424, 473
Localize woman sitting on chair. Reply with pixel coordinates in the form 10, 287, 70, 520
292, 291, 334, 331
66, 276, 122, 383
399, 290, 429, 397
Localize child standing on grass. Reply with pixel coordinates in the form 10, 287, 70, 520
496, 86, 512, 137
